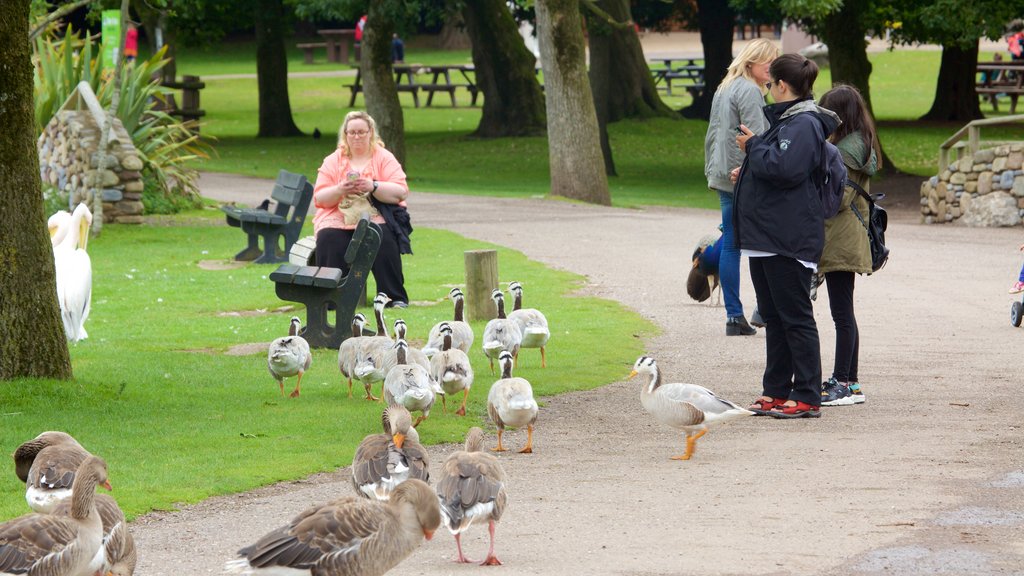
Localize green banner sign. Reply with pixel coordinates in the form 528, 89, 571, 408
101, 10, 121, 69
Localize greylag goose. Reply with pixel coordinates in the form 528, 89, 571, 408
13, 431, 92, 513
53, 202, 93, 342
337, 313, 367, 397
436, 427, 508, 565
0, 456, 110, 576
53, 493, 137, 576
351, 405, 430, 501
481, 290, 522, 375
354, 293, 395, 401
507, 281, 550, 368
380, 319, 431, 376
629, 356, 753, 460
423, 288, 474, 357
223, 479, 441, 576
429, 322, 474, 416
48, 209, 71, 247
486, 351, 538, 453
267, 316, 312, 398
383, 340, 441, 428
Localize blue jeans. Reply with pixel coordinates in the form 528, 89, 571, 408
717, 189, 744, 318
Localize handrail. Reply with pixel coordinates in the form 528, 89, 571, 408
938, 114, 1024, 172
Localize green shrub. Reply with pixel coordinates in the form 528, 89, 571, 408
141, 173, 202, 214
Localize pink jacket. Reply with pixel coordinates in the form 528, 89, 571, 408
312, 146, 408, 234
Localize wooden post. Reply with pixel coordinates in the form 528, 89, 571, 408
464, 249, 498, 322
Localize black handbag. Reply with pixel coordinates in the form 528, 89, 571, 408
847, 180, 889, 273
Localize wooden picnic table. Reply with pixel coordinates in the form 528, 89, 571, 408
976, 60, 1024, 113
649, 59, 705, 98
318, 29, 356, 63
348, 65, 427, 108
347, 64, 481, 108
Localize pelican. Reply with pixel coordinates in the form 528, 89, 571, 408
47, 209, 71, 247
53, 203, 93, 342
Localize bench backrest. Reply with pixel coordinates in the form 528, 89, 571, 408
271, 169, 314, 225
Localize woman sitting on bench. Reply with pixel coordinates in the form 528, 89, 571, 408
313, 110, 411, 308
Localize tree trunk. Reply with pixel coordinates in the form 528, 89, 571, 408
682, 0, 734, 120
437, 19, 471, 50
254, 0, 302, 137
462, 0, 546, 138
586, 0, 675, 122
0, 0, 73, 380
535, 0, 611, 205
921, 42, 983, 122
361, 2, 406, 165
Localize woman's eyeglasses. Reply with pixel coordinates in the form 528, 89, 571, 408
346, 130, 370, 137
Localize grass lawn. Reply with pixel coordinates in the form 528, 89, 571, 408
0, 210, 654, 521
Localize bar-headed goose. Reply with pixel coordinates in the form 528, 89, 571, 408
14, 430, 92, 513
0, 456, 110, 576
224, 479, 441, 576
486, 351, 538, 453
380, 319, 431, 376
507, 281, 550, 367
629, 356, 753, 460
351, 405, 430, 501
267, 316, 311, 398
354, 293, 395, 401
53, 492, 136, 576
384, 340, 442, 428
429, 322, 474, 416
481, 290, 522, 375
337, 313, 367, 397
436, 427, 508, 565
423, 288, 474, 357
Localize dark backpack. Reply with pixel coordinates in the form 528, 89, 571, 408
846, 180, 889, 273
818, 140, 847, 219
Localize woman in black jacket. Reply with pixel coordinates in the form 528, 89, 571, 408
734, 54, 841, 419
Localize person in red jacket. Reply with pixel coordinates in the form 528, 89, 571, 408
124, 23, 138, 64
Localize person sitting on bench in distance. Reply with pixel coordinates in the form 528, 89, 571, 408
313, 110, 411, 308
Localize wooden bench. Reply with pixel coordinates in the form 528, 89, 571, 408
160, 75, 205, 130
221, 170, 313, 264
270, 216, 382, 349
347, 65, 425, 108
977, 61, 1024, 114
297, 42, 327, 64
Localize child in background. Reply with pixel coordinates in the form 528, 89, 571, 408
1010, 244, 1024, 293
124, 23, 138, 64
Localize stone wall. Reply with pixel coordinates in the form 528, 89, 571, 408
920, 144, 1024, 226
38, 110, 146, 224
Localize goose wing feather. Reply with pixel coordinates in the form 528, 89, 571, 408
437, 453, 507, 533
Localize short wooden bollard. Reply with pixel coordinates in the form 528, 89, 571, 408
464, 249, 498, 322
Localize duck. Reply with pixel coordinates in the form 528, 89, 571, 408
53, 202, 93, 342
337, 313, 367, 398
0, 456, 111, 576
507, 281, 550, 368
436, 427, 508, 566
629, 356, 754, 461
13, 430, 92, 513
481, 289, 522, 375
351, 405, 430, 501
267, 316, 312, 398
48, 209, 72, 247
354, 293, 395, 401
380, 319, 431, 377
422, 288, 474, 357
429, 322, 474, 416
486, 351, 538, 453
223, 479, 441, 576
53, 493, 137, 576
383, 340, 441, 428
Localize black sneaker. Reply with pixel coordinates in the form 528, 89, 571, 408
821, 378, 855, 406
726, 316, 756, 336
750, 308, 766, 328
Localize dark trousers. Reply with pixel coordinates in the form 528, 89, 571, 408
316, 225, 409, 304
749, 256, 822, 406
824, 271, 858, 383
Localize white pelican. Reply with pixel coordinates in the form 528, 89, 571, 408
53, 203, 93, 343
47, 209, 71, 247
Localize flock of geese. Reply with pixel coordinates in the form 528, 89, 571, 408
48, 205, 94, 343
1, 277, 757, 575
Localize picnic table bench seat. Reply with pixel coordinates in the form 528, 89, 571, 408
297, 42, 327, 64
221, 169, 313, 264
976, 61, 1024, 114
270, 216, 382, 349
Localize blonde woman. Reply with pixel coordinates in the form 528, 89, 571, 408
313, 111, 411, 307
703, 38, 779, 336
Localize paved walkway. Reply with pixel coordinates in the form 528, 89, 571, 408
131, 173, 1024, 575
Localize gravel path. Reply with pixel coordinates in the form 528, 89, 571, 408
126, 173, 1024, 575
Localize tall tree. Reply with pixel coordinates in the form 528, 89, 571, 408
462, 0, 546, 137
1, 0, 73, 380
535, 0, 610, 205
361, 0, 406, 164
682, 0, 736, 120
255, 0, 303, 136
